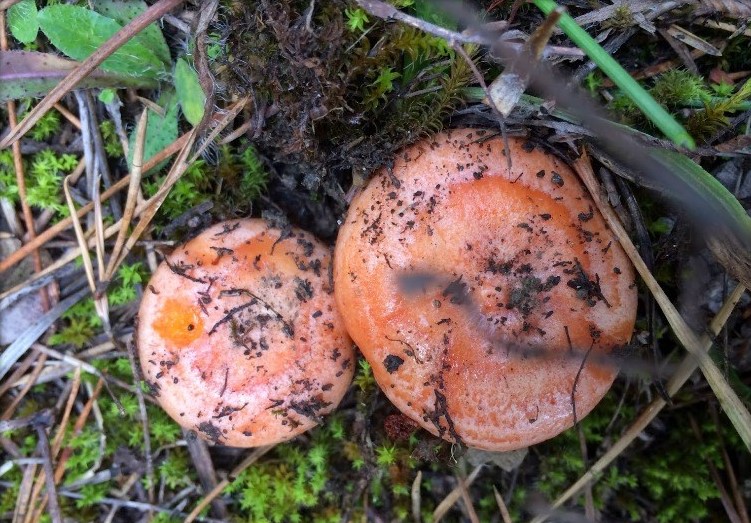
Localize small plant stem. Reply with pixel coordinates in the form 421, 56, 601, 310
531, 0, 696, 149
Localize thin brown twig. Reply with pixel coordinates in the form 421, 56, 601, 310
14, 447, 37, 523
0, 0, 186, 149
53, 103, 81, 130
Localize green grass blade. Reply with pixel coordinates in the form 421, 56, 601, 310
531, 0, 696, 150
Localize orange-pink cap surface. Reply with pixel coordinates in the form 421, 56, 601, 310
334, 129, 638, 451
138, 219, 354, 447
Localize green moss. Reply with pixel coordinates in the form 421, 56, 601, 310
650, 70, 711, 108
224, 421, 345, 522
28, 109, 61, 142
99, 120, 123, 158
216, 0, 474, 181
533, 392, 737, 521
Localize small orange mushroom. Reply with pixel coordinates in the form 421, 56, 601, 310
137, 219, 354, 447
334, 129, 638, 451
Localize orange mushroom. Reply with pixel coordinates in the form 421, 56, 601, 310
334, 129, 638, 451
137, 219, 354, 447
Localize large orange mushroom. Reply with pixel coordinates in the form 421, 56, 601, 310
334, 128, 638, 451
137, 219, 354, 447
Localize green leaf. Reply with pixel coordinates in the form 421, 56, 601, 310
127, 92, 179, 172
37, 5, 166, 80
92, 0, 171, 66
0, 51, 156, 103
174, 58, 206, 126
98, 88, 117, 104
8, 0, 38, 44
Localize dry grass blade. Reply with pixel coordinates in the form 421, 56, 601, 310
33, 421, 62, 523
529, 283, 746, 523
573, 152, 751, 452
53, 103, 81, 129
0, 132, 191, 276
432, 464, 483, 522
91, 173, 111, 331
666, 24, 722, 55
113, 130, 197, 269
493, 486, 513, 523
52, 367, 82, 454
1, 353, 47, 420
184, 445, 275, 523
62, 176, 98, 297
0, 0, 185, 150
13, 454, 36, 523
412, 470, 423, 522
105, 109, 148, 281
456, 471, 480, 523
0, 352, 36, 399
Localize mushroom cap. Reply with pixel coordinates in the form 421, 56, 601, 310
334, 129, 638, 451
137, 219, 354, 447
